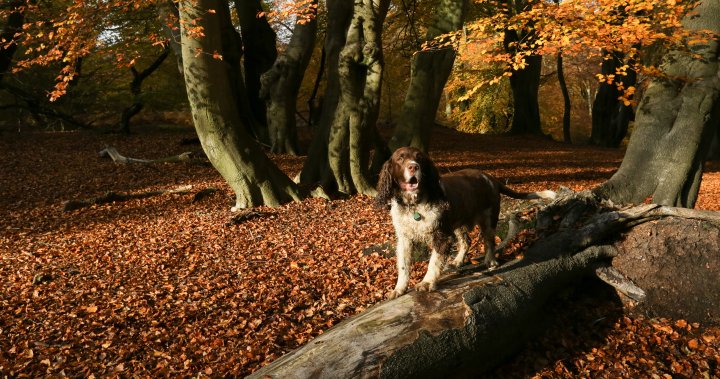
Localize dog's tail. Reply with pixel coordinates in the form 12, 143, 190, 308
498, 182, 556, 200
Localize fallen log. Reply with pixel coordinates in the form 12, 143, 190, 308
248, 191, 720, 378
62, 185, 193, 212
98, 146, 194, 164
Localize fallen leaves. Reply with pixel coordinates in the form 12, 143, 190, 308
1, 126, 719, 377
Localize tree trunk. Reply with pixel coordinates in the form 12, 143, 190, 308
157, 0, 183, 75
594, 0, 720, 208
179, 0, 304, 210
119, 48, 170, 134
388, 0, 468, 152
298, 0, 354, 189
236, 0, 277, 132
589, 50, 636, 148
260, 0, 318, 155
0, 0, 24, 82
307, 47, 326, 127
248, 191, 720, 378
209, 1, 266, 144
326, 0, 390, 196
557, 52, 572, 143
504, 28, 543, 135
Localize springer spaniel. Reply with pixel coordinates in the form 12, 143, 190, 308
376, 147, 556, 299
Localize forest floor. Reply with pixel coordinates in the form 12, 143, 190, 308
1, 125, 719, 378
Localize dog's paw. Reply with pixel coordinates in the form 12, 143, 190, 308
414, 281, 436, 292
485, 255, 499, 270
386, 289, 404, 299
446, 260, 464, 270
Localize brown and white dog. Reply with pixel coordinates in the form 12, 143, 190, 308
376, 147, 556, 299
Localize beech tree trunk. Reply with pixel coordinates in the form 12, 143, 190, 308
236, 0, 277, 133
557, 52, 572, 143
119, 48, 170, 134
504, 35, 543, 135
179, 0, 304, 209
589, 50, 636, 148
388, 0, 468, 152
260, 0, 318, 155
298, 0, 354, 189
594, 0, 720, 208
249, 191, 720, 378
157, 0, 183, 75
325, 0, 391, 196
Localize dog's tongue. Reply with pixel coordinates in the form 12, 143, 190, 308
401, 179, 418, 191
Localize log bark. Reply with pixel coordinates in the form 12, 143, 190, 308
62, 185, 193, 212
98, 146, 195, 164
249, 247, 612, 379
249, 191, 720, 378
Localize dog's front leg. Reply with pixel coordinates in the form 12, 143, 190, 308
416, 232, 451, 291
415, 250, 443, 292
388, 236, 412, 299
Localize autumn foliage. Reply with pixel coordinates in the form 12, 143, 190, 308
2, 127, 720, 376
445, 0, 713, 121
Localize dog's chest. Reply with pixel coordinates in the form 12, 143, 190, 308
390, 201, 442, 241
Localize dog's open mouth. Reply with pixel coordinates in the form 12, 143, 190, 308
401, 176, 419, 192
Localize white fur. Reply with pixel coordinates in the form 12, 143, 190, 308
536, 190, 557, 200
388, 199, 468, 298
388, 199, 444, 298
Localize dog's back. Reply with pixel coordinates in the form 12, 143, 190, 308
440, 169, 501, 230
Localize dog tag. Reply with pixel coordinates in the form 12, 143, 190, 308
413, 211, 421, 221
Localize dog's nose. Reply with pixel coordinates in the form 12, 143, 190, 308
407, 162, 419, 174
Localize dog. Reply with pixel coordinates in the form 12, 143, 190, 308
376, 146, 556, 299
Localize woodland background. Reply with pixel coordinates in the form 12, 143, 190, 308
1, 0, 720, 377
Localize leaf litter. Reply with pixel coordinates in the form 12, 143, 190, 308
1, 126, 719, 377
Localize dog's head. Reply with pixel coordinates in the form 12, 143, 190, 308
376, 147, 442, 206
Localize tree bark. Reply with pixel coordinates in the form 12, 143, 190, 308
260, 0, 318, 155
157, 0, 183, 74
236, 0, 277, 131
209, 1, 267, 144
298, 0, 353, 189
248, 191, 720, 378
388, 0, 468, 152
589, 50, 636, 148
557, 52, 572, 143
504, 35, 543, 135
594, 0, 720, 208
326, 0, 391, 196
119, 48, 170, 134
179, 0, 304, 209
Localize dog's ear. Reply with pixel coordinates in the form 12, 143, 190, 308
419, 151, 444, 200
375, 159, 394, 207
